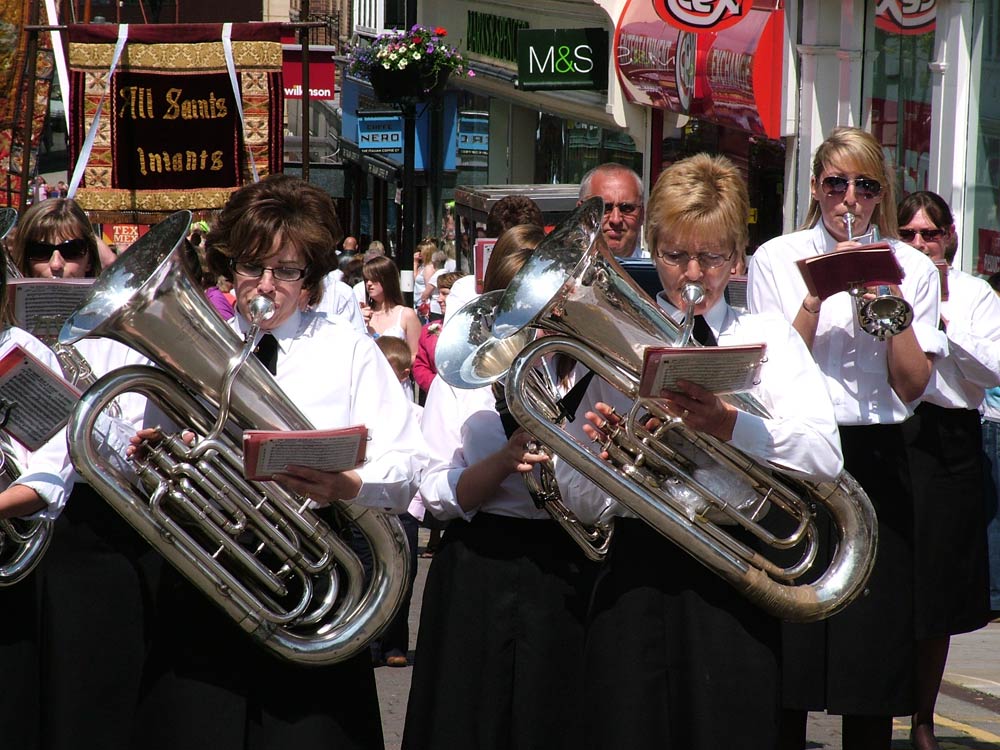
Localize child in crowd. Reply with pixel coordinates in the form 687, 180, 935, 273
374, 335, 422, 666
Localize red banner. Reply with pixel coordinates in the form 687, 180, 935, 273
283, 46, 337, 101
616, 0, 784, 139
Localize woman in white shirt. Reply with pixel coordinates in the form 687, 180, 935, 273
2, 196, 146, 750
131, 175, 426, 750
897, 190, 999, 750
557, 154, 843, 750
402, 223, 599, 750
748, 127, 947, 750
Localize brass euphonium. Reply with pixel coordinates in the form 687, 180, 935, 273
58, 211, 410, 664
485, 198, 878, 622
0, 207, 53, 586
844, 212, 914, 340
435, 290, 612, 561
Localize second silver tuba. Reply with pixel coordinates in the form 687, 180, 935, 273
59, 211, 410, 664
485, 198, 878, 623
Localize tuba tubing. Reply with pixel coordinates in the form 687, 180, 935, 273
507, 335, 876, 622
59, 210, 410, 664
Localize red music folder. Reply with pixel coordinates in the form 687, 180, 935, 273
242, 425, 368, 481
795, 243, 904, 301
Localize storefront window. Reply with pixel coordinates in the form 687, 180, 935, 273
967, 0, 1000, 275
868, 18, 935, 199
456, 92, 490, 188
533, 114, 641, 185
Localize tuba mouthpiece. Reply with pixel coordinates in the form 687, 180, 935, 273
249, 295, 276, 324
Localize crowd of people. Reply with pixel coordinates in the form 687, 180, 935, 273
1, 127, 999, 750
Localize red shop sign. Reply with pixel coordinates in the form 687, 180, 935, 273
615, 0, 785, 139
875, 0, 936, 36
283, 45, 338, 101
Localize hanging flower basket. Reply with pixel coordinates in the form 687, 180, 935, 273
369, 64, 451, 104
348, 25, 473, 105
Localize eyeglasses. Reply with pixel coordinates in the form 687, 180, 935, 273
654, 249, 734, 269
898, 227, 946, 242
231, 260, 306, 282
25, 238, 90, 262
821, 176, 882, 200
603, 201, 640, 217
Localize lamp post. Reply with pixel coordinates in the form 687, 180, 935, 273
400, 1, 418, 305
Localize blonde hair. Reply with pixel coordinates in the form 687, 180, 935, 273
416, 238, 437, 265
803, 126, 899, 236
645, 153, 749, 260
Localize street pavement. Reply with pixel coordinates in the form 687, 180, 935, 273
379, 530, 1000, 749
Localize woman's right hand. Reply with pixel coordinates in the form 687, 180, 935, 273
360, 302, 373, 326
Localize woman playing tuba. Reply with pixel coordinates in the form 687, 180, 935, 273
557, 154, 845, 749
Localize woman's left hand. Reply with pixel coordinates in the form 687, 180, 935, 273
272, 466, 362, 505
660, 379, 738, 441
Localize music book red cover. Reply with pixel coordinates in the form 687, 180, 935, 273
242, 425, 368, 481
0, 345, 82, 451
795, 243, 904, 300
638, 343, 767, 397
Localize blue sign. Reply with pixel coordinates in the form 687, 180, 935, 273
358, 114, 404, 155
458, 112, 489, 155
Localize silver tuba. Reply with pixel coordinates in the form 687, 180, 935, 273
435, 290, 612, 561
58, 211, 410, 664
0, 207, 53, 586
484, 198, 877, 622
844, 213, 913, 341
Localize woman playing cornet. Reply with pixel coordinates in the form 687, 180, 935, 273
748, 127, 946, 749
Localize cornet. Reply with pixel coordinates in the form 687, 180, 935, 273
844, 212, 913, 340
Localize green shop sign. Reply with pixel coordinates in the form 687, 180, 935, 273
516, 28, 608, 91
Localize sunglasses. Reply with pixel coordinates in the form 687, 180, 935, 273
603, 201, 640, 217
821, 176, 882, 200
898, 227, 946, 242
25, 237, 90, 262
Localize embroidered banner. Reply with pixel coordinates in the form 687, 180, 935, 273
67, 23, 283, 223
0, 0, 55, 207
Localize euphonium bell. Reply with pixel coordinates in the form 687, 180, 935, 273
59, 211, 410, 664
489, 198, 877, 622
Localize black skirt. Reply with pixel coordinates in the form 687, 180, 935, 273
0, 484, 161, 750
905, 402, 990, 638
402, 512, 598, 750
582, 518, 781, 750
782, 423, 916, 716
131, 543, 384, 750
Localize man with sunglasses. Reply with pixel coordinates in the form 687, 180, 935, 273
579, 162, 648, 259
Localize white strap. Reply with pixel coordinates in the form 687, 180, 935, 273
222, 22, 259, 183
67, 24, 128, 198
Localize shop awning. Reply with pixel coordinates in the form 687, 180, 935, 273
615, 1, 785, 140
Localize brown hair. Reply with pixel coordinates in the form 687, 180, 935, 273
803, 126, 899, 237
10, 198, 100, 277
376, 334, 413, 380
204, 174, 342, 306
435, 271, 461, 291
897, 190, 957, 262
482, 224, 546, 293
485, 196, 544, 238
363, 255, 405, 308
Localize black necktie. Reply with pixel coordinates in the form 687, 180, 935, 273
254, 333, 279, 375
692, 315, 718, 347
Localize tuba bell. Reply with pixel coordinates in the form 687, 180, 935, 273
0, 207, 53, 586
58, 211, 410, 664
485, 198, 877, 623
